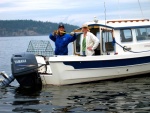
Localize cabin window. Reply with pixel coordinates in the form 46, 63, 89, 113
75, 33, 81, 53
135, 27, 150, 41
90, 28, 100, 40
95, 32, 101, 55
120, 29, 133, 42
90, 28, 101, 55
102, 31, 114, 52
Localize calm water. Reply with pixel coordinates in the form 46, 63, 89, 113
0, 36, 150, 113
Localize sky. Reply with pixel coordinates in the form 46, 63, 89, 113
0, 0, 150, 26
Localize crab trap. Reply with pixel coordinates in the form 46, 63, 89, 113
27, 40, 54, 57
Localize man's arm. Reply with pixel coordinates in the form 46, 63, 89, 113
49, 33, 56, 42
69, 33, 77, 42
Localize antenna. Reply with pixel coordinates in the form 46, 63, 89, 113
118, 0, 121, 19
104, 2, 106, 25
138, 0, 144, 18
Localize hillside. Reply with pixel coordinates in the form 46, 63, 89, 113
0, 20, 79, 37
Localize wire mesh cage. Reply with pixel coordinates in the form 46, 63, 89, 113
27, 40, 54, 57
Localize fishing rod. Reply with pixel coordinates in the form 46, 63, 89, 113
53, 30, 72, 34
53, 30, 83, 36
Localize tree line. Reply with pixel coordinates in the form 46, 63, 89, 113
0, 20, 79, 37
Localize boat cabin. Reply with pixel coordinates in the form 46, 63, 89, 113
73, 19, 150, 56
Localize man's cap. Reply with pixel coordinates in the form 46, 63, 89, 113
58, 23, 65, 28
82, 24, 88, 28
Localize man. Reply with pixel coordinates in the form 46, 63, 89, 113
80, 24, 99, 56
49, 23, 76, 55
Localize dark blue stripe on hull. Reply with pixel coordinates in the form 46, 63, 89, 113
63, 56, 150, 69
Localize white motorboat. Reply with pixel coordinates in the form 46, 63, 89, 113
1, 18, 150, 88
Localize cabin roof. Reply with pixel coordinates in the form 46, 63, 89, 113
86, 19, 150, 30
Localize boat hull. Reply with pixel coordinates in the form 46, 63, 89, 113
40, 54, 150, 85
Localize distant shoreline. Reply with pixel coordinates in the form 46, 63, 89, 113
0, 34, 48, 37
0, 20, 78, 37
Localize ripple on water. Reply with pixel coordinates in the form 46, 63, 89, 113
0, 74, 150, 112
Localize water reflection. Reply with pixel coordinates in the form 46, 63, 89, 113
0, 74, 150, 113
12, 87, 42, 113
40, 75, 150, 112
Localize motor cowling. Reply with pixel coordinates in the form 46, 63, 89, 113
11, 52, 42, 89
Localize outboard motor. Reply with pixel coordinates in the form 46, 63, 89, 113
11, 52, 42, 89
0, 71, 15, 87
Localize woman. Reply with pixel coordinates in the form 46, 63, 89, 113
80, 24, 99, 56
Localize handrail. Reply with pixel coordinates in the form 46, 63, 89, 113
107, 19, 149, 23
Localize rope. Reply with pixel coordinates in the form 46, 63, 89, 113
113, 39, 150, 53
